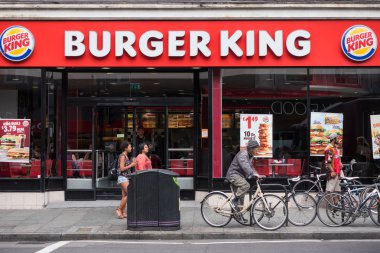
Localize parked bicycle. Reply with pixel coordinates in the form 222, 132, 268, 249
316, 177, 380, 227
284, 177, 317, 226
292, 164, 362, 199
200, 177, 288, 231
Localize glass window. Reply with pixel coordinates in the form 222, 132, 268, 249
309, 68, 380, 177
0, 69, 42, 179
222, 68, 308, 177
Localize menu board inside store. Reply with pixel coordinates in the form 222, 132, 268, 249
0, 119, 31, 163
168, 114, 193, 128
141, 113, 157, 129
222, 114, 233, 129
310, 112, 343, 157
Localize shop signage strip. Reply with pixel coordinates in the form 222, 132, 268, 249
0, 20, 379, 67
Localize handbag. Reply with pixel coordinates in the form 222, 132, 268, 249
107, 158, 119, 181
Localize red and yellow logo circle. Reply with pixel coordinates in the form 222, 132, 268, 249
341, 25, 377, 62
0, 25, 35, 62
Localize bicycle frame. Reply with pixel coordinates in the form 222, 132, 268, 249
350, 184, 380, 218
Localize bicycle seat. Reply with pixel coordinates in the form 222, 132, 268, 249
341, 176, 359, 181
289, 176, 301, 182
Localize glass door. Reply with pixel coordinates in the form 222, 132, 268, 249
95, 106, 166, 189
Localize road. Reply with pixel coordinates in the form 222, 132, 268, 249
0, 239, 379, 253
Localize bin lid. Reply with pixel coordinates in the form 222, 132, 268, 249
129, 169, 179, 177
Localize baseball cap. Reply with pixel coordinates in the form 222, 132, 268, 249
329, 133, 338, 140
247, 140, 259, 149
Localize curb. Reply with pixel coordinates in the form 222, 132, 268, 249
1, 231, 380, 241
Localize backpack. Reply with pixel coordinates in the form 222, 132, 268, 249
108, 157, 119, 181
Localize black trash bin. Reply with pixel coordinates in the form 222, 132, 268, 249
127, 169, 180, 231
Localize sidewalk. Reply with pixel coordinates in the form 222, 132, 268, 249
0, 200, 379, 241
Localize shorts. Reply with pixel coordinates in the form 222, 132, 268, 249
117, 175, 129, 185
326, 170, 344, 192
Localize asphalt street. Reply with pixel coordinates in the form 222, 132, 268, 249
1, 239, 380, 253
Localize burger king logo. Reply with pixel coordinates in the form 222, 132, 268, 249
341, 25, 377, 62
0, 25, 35, 62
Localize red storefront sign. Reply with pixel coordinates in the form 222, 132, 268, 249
0, 119, 31, 163
0, 20, 379, 67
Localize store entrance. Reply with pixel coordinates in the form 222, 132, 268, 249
93, 105, 195, 194
95, 106, 165, 189
65, 70, 199, 200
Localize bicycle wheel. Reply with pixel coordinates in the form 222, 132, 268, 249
368, 194, 380, 226
292, 179, 322, 197
251, 194, 288, 231
201, 192, 233, 227
317, 192, 351, 227
287, 192, 317, 226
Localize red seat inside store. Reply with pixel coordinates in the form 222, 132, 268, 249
170, 159, 193, 176
29, 159, 53, 178
9, 163, 28, 178
0, 162, 11, 177
79, 160, 93, 177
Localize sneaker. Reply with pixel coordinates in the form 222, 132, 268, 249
234, 213, 248, 224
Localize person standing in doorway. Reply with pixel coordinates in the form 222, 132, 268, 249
116, 141, 136, 219
135, 142, 152, 171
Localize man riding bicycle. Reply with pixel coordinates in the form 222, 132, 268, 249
226, 139, 263, 214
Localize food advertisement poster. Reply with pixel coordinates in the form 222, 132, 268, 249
310, 112, 343, 156
240, 114, 273, 158
0, 119, 31, 163
370, 115, 380, 159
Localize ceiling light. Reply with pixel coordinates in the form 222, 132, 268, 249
147, 67, 155, 70
153, 82, 160, 85
102, 67, 110, 70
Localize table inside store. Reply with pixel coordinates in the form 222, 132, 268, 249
268, 161, 294, 177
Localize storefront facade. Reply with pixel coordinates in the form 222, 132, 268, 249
1, 1, 380, 208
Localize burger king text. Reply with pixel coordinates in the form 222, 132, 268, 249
65, 30, 311, 58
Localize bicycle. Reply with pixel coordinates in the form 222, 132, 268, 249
200, 177, 288, 231
316, 177, 380, 227
284, 177, 317, 226
292, 164, 362, 199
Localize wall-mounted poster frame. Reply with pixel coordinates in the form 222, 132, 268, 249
240, 114, 273, 158
0, 119, 31, 163
310, 112, 343, 157
370, 115, 380, 159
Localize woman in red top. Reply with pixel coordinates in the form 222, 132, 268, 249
136, 142, 152, 171
325, 133, 343, 192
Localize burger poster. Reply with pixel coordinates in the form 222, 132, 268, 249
310, 112, 343, 156
240, 114, 273, 158
0, 119, 31, 163
370, 115, 380, 159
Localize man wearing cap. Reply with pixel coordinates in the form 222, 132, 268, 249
226, 139, 263, 216
325, 133, 344, 192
